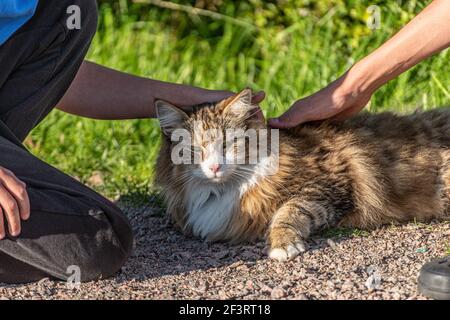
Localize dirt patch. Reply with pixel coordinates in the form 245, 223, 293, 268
0, 200, 449, 300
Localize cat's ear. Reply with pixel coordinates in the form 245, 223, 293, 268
222, 89, 253, 116
155, 100, 188, 136
222, 89, 264, 123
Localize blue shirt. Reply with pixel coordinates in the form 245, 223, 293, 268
0, 0, 38, 45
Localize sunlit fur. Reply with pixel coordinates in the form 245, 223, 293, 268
156, 89, 450, 261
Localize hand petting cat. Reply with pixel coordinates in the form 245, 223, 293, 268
269, 0, 450, 128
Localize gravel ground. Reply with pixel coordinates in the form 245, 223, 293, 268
0, 198, 449, 300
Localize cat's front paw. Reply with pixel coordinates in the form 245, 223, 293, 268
268, 226, 308, 261
268, 241, 306, 262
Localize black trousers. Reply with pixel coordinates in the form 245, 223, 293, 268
0, 1, 133, 283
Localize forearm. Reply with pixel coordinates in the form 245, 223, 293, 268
349, 0, 450, 95
57, 61, 231, 119
269, 0, 450, 127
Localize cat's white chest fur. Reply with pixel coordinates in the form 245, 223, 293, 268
185, 185, 239, 239
184, 154, 278, 240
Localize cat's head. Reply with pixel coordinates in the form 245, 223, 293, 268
156, 89, 270, 186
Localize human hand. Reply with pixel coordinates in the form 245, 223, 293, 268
0, 166, 30, 239
268, 71, 373, 128
269, 0, 450, 128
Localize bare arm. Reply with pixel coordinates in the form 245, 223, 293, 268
269, 0, 450, 128
57, 61, 237, 119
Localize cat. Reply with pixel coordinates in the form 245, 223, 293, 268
155, 89, 450, 261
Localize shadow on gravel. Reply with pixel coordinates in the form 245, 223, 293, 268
113, 192, 357, 282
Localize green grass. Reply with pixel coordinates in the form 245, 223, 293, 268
27, 1, 450, 198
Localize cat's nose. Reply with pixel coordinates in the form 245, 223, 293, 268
209, 164, 221, 174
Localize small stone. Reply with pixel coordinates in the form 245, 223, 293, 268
365, 272, 382, 290
245, 280, 255, 290
260, 284, 272, 293
327, 239, 338, 249
214, 251, 229, 259
271, 286, 287, 299
178, 251, 192, 259
295, 293, 309, 300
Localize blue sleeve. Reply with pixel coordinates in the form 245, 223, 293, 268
0, 0, 39, 45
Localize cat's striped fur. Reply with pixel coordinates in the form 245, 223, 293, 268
155, 89, 450, 261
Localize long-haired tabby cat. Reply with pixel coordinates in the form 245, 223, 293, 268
155, 89, 450, 261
